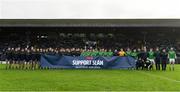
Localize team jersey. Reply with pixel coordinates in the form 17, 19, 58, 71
131, 52, 138, 59
102, 52, 108, 56
87, 52, 92, 56
91, 51, 98, 57
126, 51, 132, 56
81, 51, 91, 57
155, 51, 160, 58
119, 51, 125, 56
106, 51, 113, 57
148, 51, 155, 59
98, 51, 104, 56
20, 52, 26, 61
168, 51, 176, 59
161, 52, 168, 61
80, 52, 86, 56
6, 50, 12, 60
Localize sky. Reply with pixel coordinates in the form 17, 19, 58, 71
0, 0, 180, 19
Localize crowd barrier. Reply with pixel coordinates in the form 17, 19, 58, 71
40, 55, 136, 69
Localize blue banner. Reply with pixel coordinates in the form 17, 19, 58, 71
40, 55, 136, 69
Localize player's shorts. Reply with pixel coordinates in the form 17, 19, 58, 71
169, 58, 175, 64
148, 59, 155, 64
24, 61, 30, 64
6, 61, 10, 64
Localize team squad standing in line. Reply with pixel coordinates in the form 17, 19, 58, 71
4, 46, 176, 70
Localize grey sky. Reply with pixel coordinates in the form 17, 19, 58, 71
1, 0, 180, 19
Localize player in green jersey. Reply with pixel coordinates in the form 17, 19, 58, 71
126, 48, 132, 56
103, 49, 108, 57
131, 49, 138, 69
91, 49, 98, 57
98, 49, 104, 56
80, 49, 91, 57
131, 49, 138, 59
80, 50, 87, 56
107, 49, 113, 57
168, 47, 177, 71
147, 48, 155, 70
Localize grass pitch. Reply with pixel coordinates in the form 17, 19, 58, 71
0, 64, 180, 91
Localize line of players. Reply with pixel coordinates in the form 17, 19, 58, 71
4, 46, 177, 70
117, 47, 176, 71
5, 47, 40, 69
5, 47, 85, 69
79, 47, 176, 71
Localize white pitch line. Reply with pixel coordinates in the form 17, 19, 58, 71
136, 71, 180, 83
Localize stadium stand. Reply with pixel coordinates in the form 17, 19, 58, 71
0, 19, 180, 64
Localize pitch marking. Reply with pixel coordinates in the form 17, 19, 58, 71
136, 71, 180, 83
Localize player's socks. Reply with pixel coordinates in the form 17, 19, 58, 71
169, 67, 171, 71
148, 66, 150, 70
173, 66, 174, 71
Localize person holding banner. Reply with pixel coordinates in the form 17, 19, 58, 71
107, 49, 113, 57
131, 49, 138, 69
126, 48, 132, 56
91, 49, 98, 57
98, 49, 105, 57
136, 48, 142, 70
118, 48, 126, 57
131, 49, 138, 60
80, 49, 87, 57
